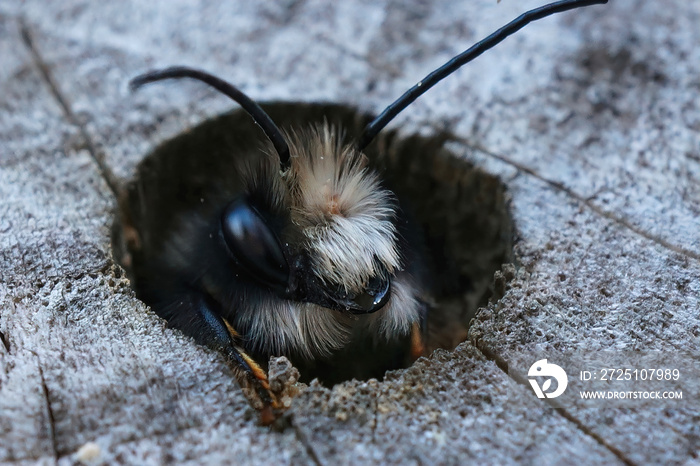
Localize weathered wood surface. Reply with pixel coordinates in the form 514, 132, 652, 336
1, 0, 698, 464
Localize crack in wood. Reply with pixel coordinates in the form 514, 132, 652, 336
0, 330, 10, 353
35, 356, 59, 466
18, 18, 122, 201
446, 134, 700, 262
474, 343, 637, 466
291, 418, 324, 466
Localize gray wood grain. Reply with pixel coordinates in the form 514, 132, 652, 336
1, 0, 698, 464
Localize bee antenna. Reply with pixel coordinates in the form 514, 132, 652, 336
130, 66, 290, 168
356, 0, 608, 150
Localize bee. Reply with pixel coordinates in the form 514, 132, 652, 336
122, 0, 607, 424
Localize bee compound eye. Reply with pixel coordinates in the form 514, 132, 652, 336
221, 199, 289, 287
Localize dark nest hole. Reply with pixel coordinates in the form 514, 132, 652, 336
112, 103, 514, 385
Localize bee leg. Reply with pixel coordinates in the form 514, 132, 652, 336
162, 291, 281, 424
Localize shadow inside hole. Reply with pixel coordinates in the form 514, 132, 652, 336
112, 103, 514, 385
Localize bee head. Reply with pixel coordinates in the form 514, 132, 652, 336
210, 121, 427, 360
221, 124, 400, 315
284, 125, 400, 313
